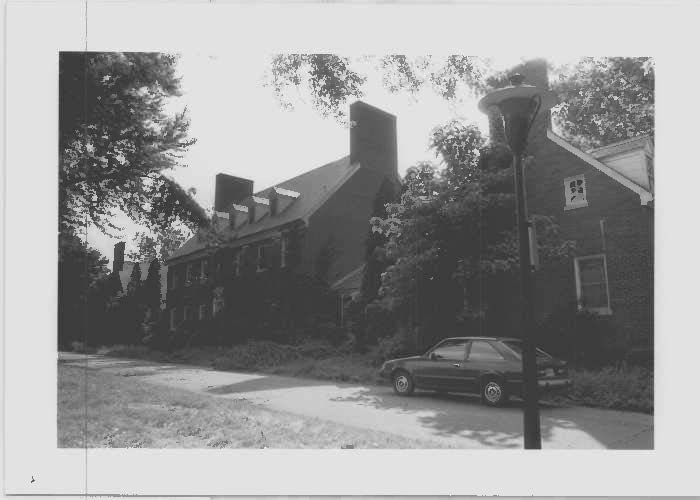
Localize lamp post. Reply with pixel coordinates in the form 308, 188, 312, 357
478, 74, 558, 449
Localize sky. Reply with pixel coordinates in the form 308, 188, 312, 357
86, 53, 575, 265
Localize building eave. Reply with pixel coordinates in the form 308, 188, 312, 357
546, 129, 654, 206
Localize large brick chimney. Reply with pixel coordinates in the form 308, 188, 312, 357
214, 174, 254, 212
349, 101, 398, 179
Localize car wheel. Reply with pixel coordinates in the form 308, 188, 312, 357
392, 370, 414, 396
481, 378, 506, 406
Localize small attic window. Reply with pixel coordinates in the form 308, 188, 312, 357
564, 174, 588, 210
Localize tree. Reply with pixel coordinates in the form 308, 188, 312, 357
127, 262, 142, 296
370, 121, 574, 348
551, 57, 654, 149
127, 226, 192, 263
266, 54, 487, 120
58, 233, 111, 347
144, 258, 163, 313
59, 52, 208, 236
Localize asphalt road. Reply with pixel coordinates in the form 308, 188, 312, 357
59, 352, 653, 449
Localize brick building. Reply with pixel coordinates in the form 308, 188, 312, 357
164, 101, 400, 330
497, 60, 654, 360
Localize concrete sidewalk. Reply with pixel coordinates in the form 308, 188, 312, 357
59, 352, 653, 449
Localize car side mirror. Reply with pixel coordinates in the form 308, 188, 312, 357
429, 352, 438, 360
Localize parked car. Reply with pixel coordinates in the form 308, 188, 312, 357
379, 336, 571, 406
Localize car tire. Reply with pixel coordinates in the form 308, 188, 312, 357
481, 378, 506, 406
392, 370, 414, 396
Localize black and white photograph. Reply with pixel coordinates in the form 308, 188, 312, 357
4, 1, 700, 496
56, 52, 653, 450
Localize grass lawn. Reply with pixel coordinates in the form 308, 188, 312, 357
58, 364, 449, 448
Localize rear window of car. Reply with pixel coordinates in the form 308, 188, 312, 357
468, 341, 505, 361
502, 341, 552, 359
430, 341, 467, 361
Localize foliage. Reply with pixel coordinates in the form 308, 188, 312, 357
552, 57, 654, 149
127, 226, 192, 262
58, 233, 111, 347
554, 367, 653, 414
266, 54, 487, 120
537, 306, 626, 368
59, 52, 207, 235
369, 121, 574, 344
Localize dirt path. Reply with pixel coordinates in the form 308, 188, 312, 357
59, 352, 653, 449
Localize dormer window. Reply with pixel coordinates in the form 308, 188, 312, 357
564, 174, 588, 210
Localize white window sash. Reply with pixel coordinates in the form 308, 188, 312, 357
573, 254, 612, 315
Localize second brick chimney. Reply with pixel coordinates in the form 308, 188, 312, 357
214, 174, 254, 212
349, 101, 398, 179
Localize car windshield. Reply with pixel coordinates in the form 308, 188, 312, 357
502, 340, 552, 360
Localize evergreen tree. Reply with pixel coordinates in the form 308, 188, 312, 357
144, 259, 163, 314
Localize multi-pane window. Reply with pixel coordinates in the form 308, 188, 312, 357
257, 243, 270, 271
169, 269, 179, 289
574, 254, 612, 314
169, 308, 177, 330
200, 259, 208, 281
280, 233, 289, 268
468, 341, 505, 361
564, 174, 588, 210
183, 305, 193, 321
198, 303, 208, 321
232, 251, 241, 276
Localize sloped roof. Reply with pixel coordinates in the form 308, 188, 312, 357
588, 134, 653, 159
546, 130, 654, 205
167, 155, 360, 263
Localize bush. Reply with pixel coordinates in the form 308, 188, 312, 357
538, 306, 623, 368
372, 327, 419, 364
210, 340, 302, 371
555, 366, 653, 413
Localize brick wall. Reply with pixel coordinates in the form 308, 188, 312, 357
526, 137, 653, 353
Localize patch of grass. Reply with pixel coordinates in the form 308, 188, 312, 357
58, 364, 450, 448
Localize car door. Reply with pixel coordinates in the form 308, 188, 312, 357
413, 339, 468, 391
457, 340, 509, 394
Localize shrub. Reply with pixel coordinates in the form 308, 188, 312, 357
538, 305, 622, 368
560, 366, 653, 413
373, 327, 419, 364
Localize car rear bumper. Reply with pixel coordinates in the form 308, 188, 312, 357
538, 377, 572, 390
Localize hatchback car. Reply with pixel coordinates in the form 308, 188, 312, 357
379, 337, 571, 406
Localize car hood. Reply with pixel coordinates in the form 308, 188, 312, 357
385, 356, 423, 364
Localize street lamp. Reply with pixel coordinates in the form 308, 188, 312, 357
478, 74, 558, 449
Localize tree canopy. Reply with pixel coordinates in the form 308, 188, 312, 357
266, 55, 653, 149
368, 121, 574, 346
551, 57, 654, 150
59, 52, 208, 237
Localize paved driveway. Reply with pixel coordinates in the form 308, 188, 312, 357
59, 352, 653, 449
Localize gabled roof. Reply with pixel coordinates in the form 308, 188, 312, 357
167, 155, 360, 263
546, 129, 654, 206
588, 134, 653, 159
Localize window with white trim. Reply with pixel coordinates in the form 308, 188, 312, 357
280, 232, 289, 268
564, 174, 588, 210
257, 243, 270, 272
574, 254, 612, 314
198, 303, 208, 321
232, 251, 241, 276
169, 308, 177, 330
183, 305, 193, 321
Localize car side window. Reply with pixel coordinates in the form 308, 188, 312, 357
468, 341, 505, 361
430, 341, 467, 361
